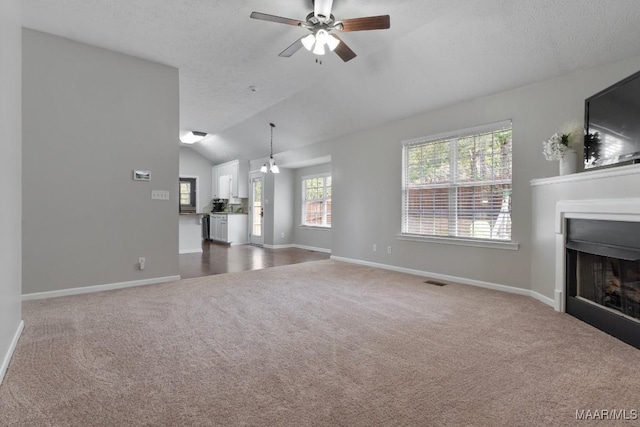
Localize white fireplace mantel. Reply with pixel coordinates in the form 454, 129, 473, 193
554, 198, 640, 312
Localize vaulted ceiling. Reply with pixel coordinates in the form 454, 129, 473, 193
23, 0, 640, 165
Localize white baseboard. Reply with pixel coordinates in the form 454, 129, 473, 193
22, 275, 181, 301
262, 243, 331, 253
179, 248, 203, 254
530, 291, 555, 307
263, 244, 294, 249
1, 320, 24, 385
292, 244, 331, 254
330, 256, 554, 306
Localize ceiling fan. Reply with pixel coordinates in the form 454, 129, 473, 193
250, 0, 390, 62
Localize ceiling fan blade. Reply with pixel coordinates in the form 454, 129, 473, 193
250, 12, 303, 26
278, 37, 305, 58
331, 35, 356, 62
339, 15, 390, 32
313, 0, 334, 20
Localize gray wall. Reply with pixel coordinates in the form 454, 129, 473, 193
293, 163, 332, 251
22, 30, 180, 294
0, 0, 22, 380
273, 168, 294, 246
271, 53, 640, 291
179, 146, 212, 212
261, 168, 294, 247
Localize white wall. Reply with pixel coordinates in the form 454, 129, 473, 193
271, 54, 640, 291
293, 163, 332, 251
179, 146, 212, 212
22, 30, 180, 295
531, 167, 640, 300
0, 0, 23, 383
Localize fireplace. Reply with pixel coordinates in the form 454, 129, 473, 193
565, 218, 640, 349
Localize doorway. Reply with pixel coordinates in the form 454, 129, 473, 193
249, 172, 264, 246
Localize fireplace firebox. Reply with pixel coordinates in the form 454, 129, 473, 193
566, 218, 640, 349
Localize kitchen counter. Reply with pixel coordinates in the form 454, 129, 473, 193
179, 214, 205, 254
209, 212, 248, 215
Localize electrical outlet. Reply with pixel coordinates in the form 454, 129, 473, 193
387, 245, 392, 254
138, 257, 146, 270
373, 243, 377, 252
151, 190, 170, 200
281, 232, 285, 238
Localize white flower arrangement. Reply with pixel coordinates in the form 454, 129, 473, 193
542, 132, 570, 161
542, 122, 583, 161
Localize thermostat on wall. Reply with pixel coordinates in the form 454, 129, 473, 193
133, 170, 150, 181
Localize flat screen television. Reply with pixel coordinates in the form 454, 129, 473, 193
584, 69, 640, 169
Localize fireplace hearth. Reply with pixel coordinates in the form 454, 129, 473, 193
566, 218, 640, 349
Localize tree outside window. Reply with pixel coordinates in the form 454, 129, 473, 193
302, 174, 331, 227
402, 122, 512, 241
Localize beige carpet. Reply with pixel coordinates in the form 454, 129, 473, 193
1, 260, 639, 426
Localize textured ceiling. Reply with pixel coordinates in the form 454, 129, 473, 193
23, 0, 640, 165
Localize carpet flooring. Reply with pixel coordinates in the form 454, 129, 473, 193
1, 260, 639, 426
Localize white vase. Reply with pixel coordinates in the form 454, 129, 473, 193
559, 148, 577, 176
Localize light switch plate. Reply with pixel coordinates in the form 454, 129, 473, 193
151, 190, 170, 200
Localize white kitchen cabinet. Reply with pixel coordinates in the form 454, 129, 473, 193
211, 167, 220, 199
208, 214, 248, 245
218, 174, 231, 199
211, 160, 249, 200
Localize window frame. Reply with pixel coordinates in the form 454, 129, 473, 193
179, 176, 197, 213
400, 120, 518, 250
301, 173, 332, 229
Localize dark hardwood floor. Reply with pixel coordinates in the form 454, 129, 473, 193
179, 240, 331, 279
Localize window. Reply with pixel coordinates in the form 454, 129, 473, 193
302, 174, 331, 227
179, 177, 196, 213
402, 121, 512, 241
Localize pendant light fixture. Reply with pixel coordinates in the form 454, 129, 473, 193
261, 123, 280, 174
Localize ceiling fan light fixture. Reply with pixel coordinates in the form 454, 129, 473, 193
260, 163, 268, 173
301, 34, 315, 51
312, 40, 326, 55
326, 34, 340, 51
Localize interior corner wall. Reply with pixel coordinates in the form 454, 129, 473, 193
0, 0, 23, 382
262, 172, 275, 246
22, 29, 180, 295
260, 168, 294, 247
276, 54, 640, 292
293, 163, 332, 251
272, 168, 295, 246
179, 147, 213, 212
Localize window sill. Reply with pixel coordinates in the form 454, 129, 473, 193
299, 225, 332, 231
396, 234, 519, 251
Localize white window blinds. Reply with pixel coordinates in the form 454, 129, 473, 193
302, 174, 332, 227
402, 121, 513, 241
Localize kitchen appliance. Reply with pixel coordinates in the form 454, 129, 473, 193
212, 198, 226, 212
202, 215, 210, 240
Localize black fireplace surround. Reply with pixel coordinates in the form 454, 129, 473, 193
566, 218, 640, 349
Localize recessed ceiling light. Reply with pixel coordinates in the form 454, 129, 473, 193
180, 131, 208, 144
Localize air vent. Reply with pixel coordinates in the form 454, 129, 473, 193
424, 279, 447, 287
